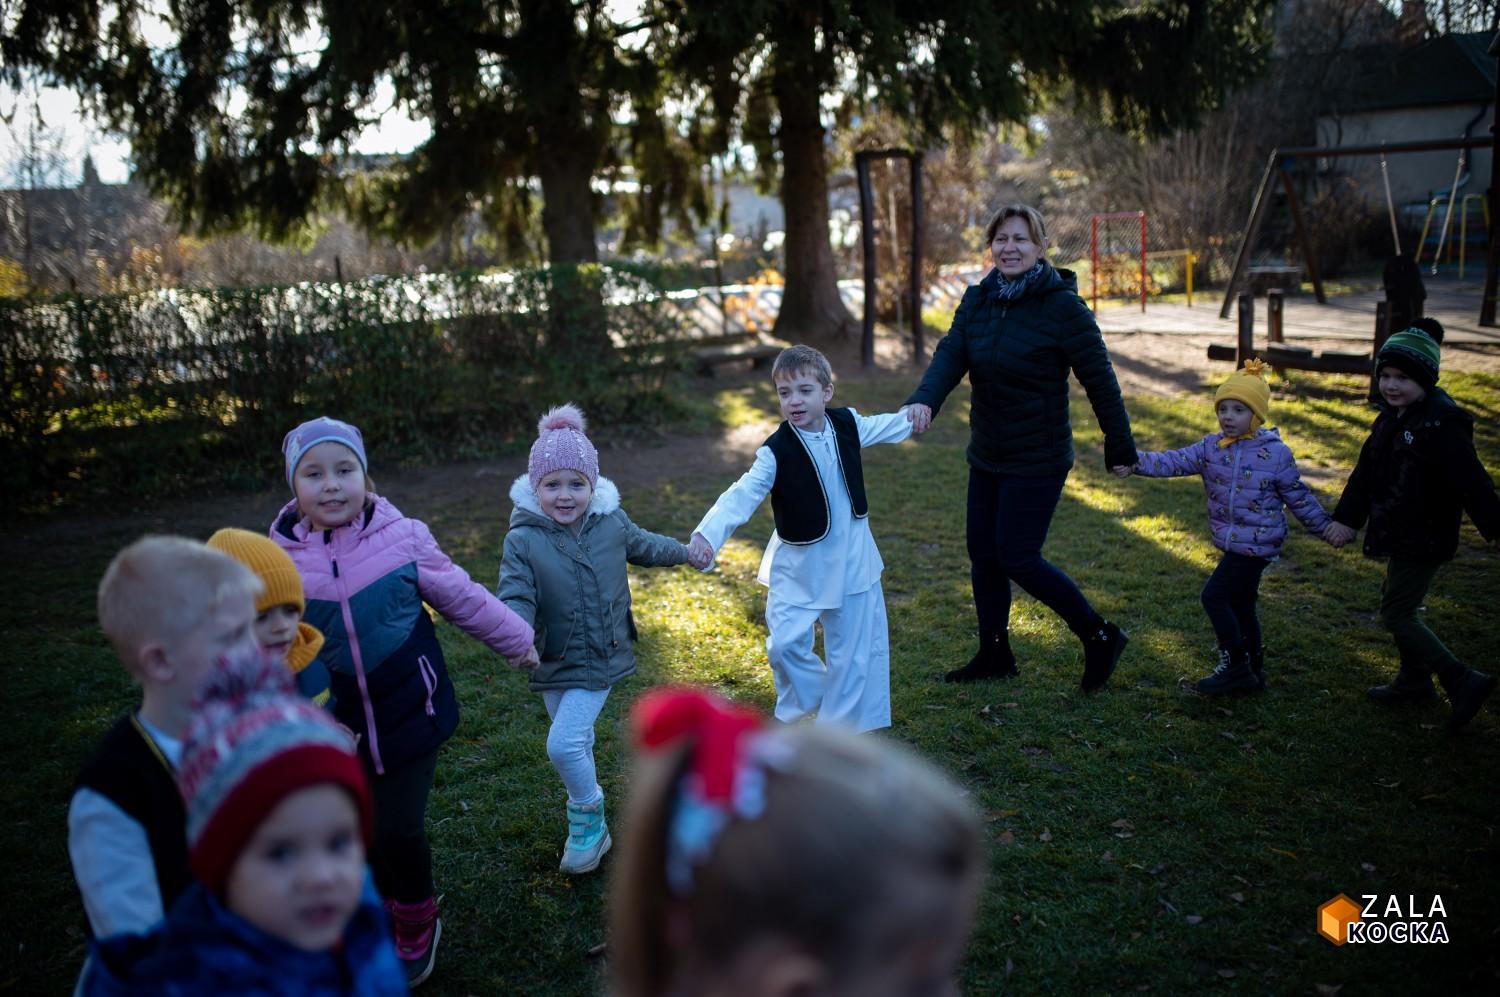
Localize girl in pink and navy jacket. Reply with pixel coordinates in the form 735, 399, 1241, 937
1114, 362, 1336, 697
271, 417, 534, 988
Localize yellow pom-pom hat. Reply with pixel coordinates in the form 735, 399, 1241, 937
1214, 357, 1271, 429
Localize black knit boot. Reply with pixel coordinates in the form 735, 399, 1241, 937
1438, 665, 1496, 732
1195, 647, 1260, 697
1367, 663, 1439, 705
944, 631, 1018, 683
1080, 620, 1128, 692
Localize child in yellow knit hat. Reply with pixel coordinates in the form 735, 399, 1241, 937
1113, 360, 1339, 694
206, 528, 332, 706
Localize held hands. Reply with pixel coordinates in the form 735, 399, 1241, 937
1111, 464, 1135, 479
902, 403, 933, 435
507, 646, 541, 671
1323, 522, 1356, 548
687, 532, 714, 569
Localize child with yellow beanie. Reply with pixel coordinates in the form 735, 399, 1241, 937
1113, 359, 1337, 694
207, 528, 332, 706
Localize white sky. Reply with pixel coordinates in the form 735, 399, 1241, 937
0, 79, 434, 186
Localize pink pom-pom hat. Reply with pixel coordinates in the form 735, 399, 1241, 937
528, 403, 599, 491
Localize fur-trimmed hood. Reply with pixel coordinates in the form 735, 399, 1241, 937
508, 474, 621, 529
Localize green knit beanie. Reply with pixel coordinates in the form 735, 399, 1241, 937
1376, 327, 1440, 391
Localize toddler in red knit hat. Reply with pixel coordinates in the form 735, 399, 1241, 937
81, 655, 406, 995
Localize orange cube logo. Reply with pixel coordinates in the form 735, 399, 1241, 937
1318, 894, 1363, 945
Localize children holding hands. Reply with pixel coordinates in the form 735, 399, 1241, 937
499, 404, 703, 874
688, 346, 916, 732
272, 415, 535, 985
1326, 324, 1500, 729
1113, 360, 1336, 695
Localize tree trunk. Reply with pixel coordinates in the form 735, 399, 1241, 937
537, 153, 600, 266
770, 32, 855, 344
535, 147, 609, 351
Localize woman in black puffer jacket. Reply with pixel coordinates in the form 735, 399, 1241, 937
905, 203, 1138, 691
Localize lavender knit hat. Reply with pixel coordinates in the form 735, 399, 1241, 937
528, 404, 599, 491
282, 416, 368, 490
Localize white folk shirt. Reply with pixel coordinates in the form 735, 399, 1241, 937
694, 408, 912, 610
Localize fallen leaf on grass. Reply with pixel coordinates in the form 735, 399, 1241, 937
1360, 862, 1376, 873
1267, 847, 1298, 860
1314, 984, 1343, 996
1149, 862, 1169, 876
1219, 731, 1238, 742
1374, 779, 1400, 788
1216, 968, 1236, 979
1039, 829, 1052, 842
1110, 818, 1135, 830
1229, 892, 1244, 903
998, 830, 1016, 845
1101, 850, 1115, 863
1185, 915, 1204, 925
1216, 707, 1233, 717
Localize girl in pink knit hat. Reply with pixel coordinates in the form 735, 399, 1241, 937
499, 404, 710, 874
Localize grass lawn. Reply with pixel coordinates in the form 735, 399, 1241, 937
2, 365, 1497, 995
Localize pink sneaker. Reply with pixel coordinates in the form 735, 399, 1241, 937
385, 896, 442, 988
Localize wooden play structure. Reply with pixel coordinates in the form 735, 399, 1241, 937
1211, 133, 1496, 374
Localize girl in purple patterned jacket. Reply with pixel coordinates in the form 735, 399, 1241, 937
1113, 361, 1337, 695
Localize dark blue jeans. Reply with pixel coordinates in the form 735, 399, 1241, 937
1200, 551, 1270, 654
967, 468, 1099, 642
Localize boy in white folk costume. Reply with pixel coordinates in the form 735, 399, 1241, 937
690, 345, 920, 732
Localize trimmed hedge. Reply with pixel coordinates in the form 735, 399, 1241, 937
1, 264, 691, 512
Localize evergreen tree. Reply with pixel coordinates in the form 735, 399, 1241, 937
1, 0, 697, 267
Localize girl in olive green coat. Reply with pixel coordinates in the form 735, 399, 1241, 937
498, 405, 701, 873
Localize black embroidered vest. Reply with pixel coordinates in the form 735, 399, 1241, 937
764, 407, 867, 544
73, 714, 191, 938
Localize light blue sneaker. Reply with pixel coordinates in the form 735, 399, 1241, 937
560, 798, 612, 874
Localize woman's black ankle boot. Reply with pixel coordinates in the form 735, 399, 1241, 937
1081, 620, 1128, 692
945, 632, 1018, 683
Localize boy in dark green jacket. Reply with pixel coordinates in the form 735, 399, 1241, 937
1328, 324, 1500, 731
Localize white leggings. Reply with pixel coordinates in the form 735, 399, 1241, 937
542, 687, 612, 806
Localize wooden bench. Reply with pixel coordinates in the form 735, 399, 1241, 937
1208, 289, 1396, 392
692, 339, 785, 376
1246, 265, 1302, 295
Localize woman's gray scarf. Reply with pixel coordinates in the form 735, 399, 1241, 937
989, 261, 1046, 302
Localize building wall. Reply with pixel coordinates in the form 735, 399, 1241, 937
1315, 103, 1494, 207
